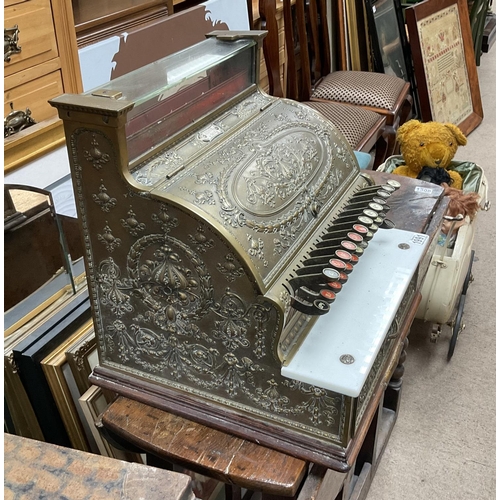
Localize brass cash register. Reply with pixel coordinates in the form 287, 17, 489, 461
50, 31, 433, 469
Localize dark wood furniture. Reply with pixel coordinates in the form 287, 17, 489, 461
4, 433, 195, 500
73, 0, 172, 47
100, 171, 449, 500
258, 0, 389, 167
4, 185, 84, 311
304, 0, 413, 156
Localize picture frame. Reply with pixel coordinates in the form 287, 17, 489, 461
41, 319, 95, 451
364, 0, 408, 79
4, 285, 89, 442
65, 324, 97, 395
4, 328, 45, 441
364, 0, 421, 117
12, 287, 91, 446
79, 385, 143, 462
405, 0, 483, 135
4, 257, 86, 338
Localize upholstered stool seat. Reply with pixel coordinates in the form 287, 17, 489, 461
305, 101, 384, 151
310, 71, 412, 156
311, 71, 409, 118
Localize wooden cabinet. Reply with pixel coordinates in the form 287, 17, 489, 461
4, 0, 82, 172
73, 0, 172, 47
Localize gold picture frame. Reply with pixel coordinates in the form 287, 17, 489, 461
406, 0, 483, 134
65, 325, 97, 395
41, 319, 95, 451
4, 327, 44, 441
79, 385, 144, 462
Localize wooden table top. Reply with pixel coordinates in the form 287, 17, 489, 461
102, 396, 308, 497
4, 433, 195, 500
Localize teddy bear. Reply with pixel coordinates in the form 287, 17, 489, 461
392, 119, 467, 190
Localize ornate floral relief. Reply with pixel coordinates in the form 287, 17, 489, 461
283, 380, 341, 426
121, 208, 146, 236
97, 257, 133, 317
180, 187, 216, 205
97, 224, 122, 253
232, 136, 319, 212
253, 379, 291, 414
216, 254, 244, 282
214, 353, 263, 397
212, 291, 251, 351
231, 97, 261, 119
84, 134, 110, 169
125, 234, 214, 337
195, 172, 218, 185
296, 386, 340, 426
133, 151, 184, 186
250, 302, 271, 359
218, 146, 245, 165
187, 226, 215, 254
92, 183, 117, 212
273, 216, 305, 255
279, 290, 291, 311
151, 204, 179, 233
105, 320, 219, 379
211, 290, 272, 358
219, 205, 246, 228
247, 235, 268, 267
73, 339, 96, 372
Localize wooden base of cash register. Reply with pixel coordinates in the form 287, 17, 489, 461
99, 329, 412, 500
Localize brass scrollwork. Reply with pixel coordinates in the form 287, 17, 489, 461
4, 25, 21, 62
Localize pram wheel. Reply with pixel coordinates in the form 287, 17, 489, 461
448, 294, 466, 361
461, 250, 475, 295
448, 251, 475, 361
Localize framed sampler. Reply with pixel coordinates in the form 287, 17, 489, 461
405, 0, 483, 135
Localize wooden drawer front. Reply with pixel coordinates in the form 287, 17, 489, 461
5, 0, 31, 7
5, 71, 63, 125
4, 0, 58, 77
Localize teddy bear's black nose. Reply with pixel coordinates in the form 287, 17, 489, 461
435, 159, 442, 165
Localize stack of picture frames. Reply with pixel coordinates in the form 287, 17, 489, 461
364, 0, 421, 117
5, 262, 144, 461
3, 184, 142, 462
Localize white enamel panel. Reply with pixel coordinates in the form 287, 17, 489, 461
282, 228, 429, 397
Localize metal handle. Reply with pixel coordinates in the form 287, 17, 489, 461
4, 104, 36, 137
4, 25, 21, 62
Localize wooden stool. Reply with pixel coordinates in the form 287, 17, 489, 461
100, 396, 312, 500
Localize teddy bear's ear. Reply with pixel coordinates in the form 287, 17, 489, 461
396, 119, 421, 143
444, 123, 467, 146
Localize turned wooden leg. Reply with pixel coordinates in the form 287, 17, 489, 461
383, 337, 409, 415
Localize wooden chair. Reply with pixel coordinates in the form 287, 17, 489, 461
306, 0, 413, 156
263, 0, 388, 167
